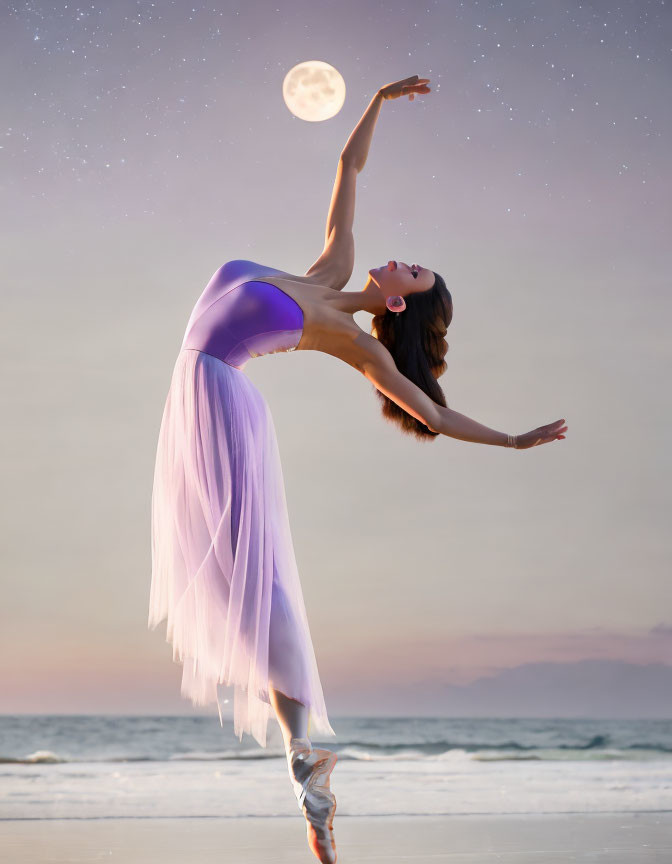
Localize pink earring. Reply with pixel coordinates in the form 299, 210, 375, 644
386, 295, 406, 313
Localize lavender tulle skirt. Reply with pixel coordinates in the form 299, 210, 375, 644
149, 348, 335, 748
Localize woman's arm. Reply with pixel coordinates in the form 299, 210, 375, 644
304, 77, 431, 289
340, 90, 385, 172
341, 76, 430, 170
324, 90, 387, 249
349, 330, 513, 443
436, 406, 512, 446
440, 408, 567, 448
351, 330, 566, 448
304, 93, 385, 288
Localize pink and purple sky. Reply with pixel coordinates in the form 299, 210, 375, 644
1, 0, 670, 718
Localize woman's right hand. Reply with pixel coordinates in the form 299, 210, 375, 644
514, 419, 568, 449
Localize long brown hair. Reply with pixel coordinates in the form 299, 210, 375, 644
370, 271, 453, 440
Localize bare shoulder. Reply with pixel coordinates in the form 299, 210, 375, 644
259, 270, 406, 390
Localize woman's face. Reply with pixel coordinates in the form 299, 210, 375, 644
368, 260, 436, 298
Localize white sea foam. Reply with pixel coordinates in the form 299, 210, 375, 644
1, 755, 671, 819
1, 716, 670, 819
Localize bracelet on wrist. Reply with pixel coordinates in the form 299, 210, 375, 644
506, 433, 517, 448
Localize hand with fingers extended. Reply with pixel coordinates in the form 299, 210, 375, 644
513, 419, 568, 450
378, 74, 431, 102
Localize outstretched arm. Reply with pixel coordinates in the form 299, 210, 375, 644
304, 94, 384, 290
349, 330, 567, 448
304, 76, 431, 290
354, 331, 512, 442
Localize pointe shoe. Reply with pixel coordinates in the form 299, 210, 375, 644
287, 736, 338, 864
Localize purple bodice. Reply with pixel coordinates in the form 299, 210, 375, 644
181, 260, 304, 370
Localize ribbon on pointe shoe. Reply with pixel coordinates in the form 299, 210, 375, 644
287, 736, 313, 812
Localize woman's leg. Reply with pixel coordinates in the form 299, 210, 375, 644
268, 569, 311, 752
269, 686, 309, 751
269, 572, 338, 864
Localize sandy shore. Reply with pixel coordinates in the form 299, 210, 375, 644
1, 813, 670, 863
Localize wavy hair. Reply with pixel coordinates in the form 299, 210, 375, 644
370, 271, 453, 440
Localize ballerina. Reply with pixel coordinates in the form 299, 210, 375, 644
149, 74, 568, 864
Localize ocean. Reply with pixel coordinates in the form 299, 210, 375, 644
1, 715, 670, 819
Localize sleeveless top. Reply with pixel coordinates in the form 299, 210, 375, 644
181, 260, 304, 370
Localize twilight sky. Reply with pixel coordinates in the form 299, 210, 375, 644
1, 0, 671, 719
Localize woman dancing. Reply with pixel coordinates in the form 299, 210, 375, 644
148, 74, 568, 863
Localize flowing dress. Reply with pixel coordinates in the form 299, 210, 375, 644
148, 259, 336, 748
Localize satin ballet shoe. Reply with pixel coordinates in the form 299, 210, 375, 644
287, 736, 338, 864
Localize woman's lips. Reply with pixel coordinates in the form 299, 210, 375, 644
386, 261, 423, 272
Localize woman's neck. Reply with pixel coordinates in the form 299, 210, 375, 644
278, 267, 385, 316
331, 276, 385, 316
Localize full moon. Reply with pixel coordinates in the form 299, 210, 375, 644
282, 61, 346, 122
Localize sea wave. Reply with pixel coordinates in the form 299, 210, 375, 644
2, 737, 671, 765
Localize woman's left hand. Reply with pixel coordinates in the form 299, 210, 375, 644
379, 75, 431, 102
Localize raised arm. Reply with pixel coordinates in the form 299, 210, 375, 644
305, 77, 430, 290
304, 94, 383, 290
304, 158, 357, 291
341, 76, 431, 171
350, 331, 567, 449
